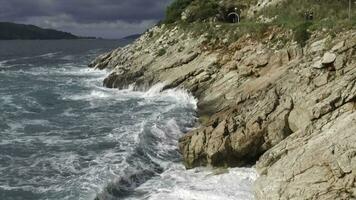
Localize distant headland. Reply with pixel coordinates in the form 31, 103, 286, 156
0, 22, 96, 40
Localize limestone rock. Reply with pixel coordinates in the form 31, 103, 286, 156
255, 111, 356, 200
309, 39, 326, 53
335, 54, 346, 70
239, 66, 254, 77
288, 107, 311, 132
313, 72, 329, 87
89, 24, 356, 200
332, 41, 345, 52
312, 60, 324, 69
255, 53, 270, 68
322, 52, 337, 64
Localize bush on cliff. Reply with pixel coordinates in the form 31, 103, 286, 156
165, 0, 221, 23
157, 48, 167, 56
294, 22, 312, 47
165, 0, 192, 23
262, 0, 355, 31
186, 0, 219, 22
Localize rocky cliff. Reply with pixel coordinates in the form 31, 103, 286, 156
89, 1, 356, 199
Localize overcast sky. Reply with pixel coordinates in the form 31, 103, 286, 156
0, 0, 172, 39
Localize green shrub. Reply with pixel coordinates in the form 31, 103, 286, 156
188, 0, 219, 22
261, 0, 355, 32
165, 0, 192, 23
164, 0, 220, 23
294, 22, 312, 47
157, 48, 167, 56
148, 31, 154, 38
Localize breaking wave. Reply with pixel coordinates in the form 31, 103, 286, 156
0, 40, 256, 200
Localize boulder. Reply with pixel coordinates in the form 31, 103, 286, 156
312, 60, 324, 69
322, 52, 336, 65
309, 39, 326, 53
254, 53, 270, 68
331, 41, 345, 52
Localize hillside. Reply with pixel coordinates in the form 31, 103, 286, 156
0, 22, 91, 40
90, 0, 356, 199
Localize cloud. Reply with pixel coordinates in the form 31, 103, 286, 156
20, 14, 157, 39
0, 0, 172, 38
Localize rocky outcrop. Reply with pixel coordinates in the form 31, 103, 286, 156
255, 108, 356, 200
90, 23, 356, 199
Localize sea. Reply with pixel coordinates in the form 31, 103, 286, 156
0, 39, 257, 200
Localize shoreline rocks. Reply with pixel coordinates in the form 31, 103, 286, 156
90, 25, 356, 199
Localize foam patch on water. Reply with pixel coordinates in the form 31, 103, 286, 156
160, 88, 198, 110
0, 60, 6, 67
69, 90, 111, 100
61, 55, 75, 60
36, 52, 60, 58
143, 83, 197, 106
0, 60, 16, 69
143, 83, 198, 109
135, 165, 258, 200
143, 83, 165, 97
56, 66, 107, 76
64, 83, 197, 111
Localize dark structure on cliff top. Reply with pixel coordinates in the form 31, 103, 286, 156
228, 7, 241, 23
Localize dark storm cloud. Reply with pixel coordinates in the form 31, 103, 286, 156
0, 0, 172, 38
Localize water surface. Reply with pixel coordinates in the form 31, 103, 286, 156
0, 40, 257, 200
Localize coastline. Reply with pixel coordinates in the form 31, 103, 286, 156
90, 23, 356, 199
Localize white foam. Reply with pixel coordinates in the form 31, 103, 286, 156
61, 55, 75, 60
160, 88, 198, 110
0, 60, 6, 67
143, 83, 166, 97
37, 52, 60, 58
57, 66, 107, 77
0, 52, 59, 67
23, 119, 50, 126
0, 95, 13, 105
0, 60, 17, 69
65, 89, 132, 101
137, 116, 257, 200
60, 108, 79, 117
136, 165, 258, 200
88, 90, 110, 99
149, 119, 182, 159
142, 83, 197, 109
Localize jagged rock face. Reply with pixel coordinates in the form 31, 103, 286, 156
90, 24, 356, 199
179, 89, 294, 168
255, 109, 356, 200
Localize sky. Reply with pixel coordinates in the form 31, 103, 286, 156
0, 0, 172, 39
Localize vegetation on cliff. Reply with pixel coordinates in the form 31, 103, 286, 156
165, 0, 256, 23
165, 0, 192, 23
164, 0, 355, 47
